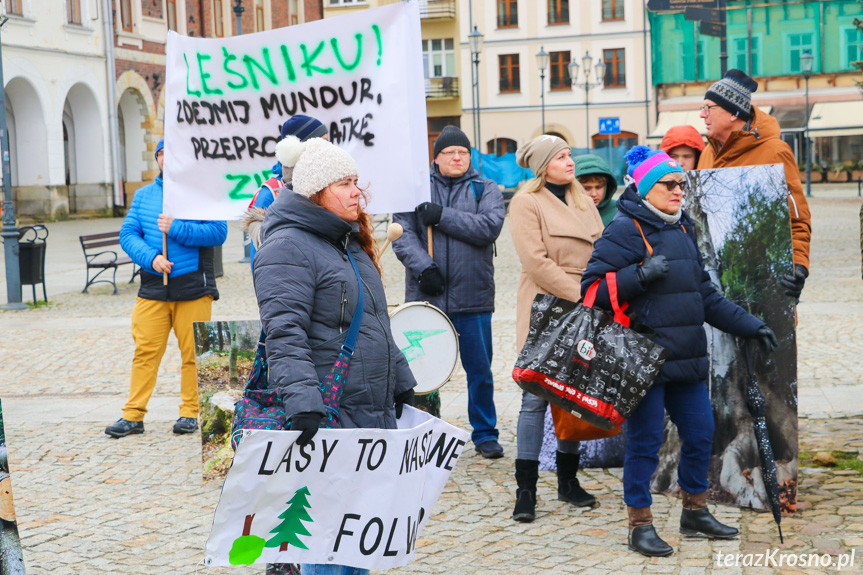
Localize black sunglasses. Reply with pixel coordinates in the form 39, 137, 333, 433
656, 180, 687, 192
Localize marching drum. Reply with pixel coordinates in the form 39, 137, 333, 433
388, 302, 459, 394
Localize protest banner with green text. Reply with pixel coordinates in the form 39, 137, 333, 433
164, 2, 428, 220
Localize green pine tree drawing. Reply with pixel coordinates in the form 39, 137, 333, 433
265, 486, 314, 551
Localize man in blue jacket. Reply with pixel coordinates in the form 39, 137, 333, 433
105, 138, 228, 438
393, 126, 506, 458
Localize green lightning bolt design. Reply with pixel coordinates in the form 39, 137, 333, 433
400, 329, 447, 362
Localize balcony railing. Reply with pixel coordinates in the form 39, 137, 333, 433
425, 77, 459, 99
420, 0, 456, 19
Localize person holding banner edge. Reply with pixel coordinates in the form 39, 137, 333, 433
582, 145, 777, 557
509, 135, 605, 523
106, 138, 228, 438
254, 136, 417, 575
391, 125, 506, 459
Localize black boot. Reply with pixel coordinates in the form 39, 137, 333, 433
513, 459, 539, 522
628, 506, 674, 557
556, 451, 597, 507
680, 491, 739, 539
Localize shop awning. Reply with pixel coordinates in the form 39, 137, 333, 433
808, 101, 863, 138
647, 106, 773, 141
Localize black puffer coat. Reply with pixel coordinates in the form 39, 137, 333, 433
582, 185, 764, 386
255, 191, 417, 429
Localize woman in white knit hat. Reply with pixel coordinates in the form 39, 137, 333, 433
508, 134, 604, 523
253, 137, 417, 575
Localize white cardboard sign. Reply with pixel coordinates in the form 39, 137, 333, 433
164, 2, 429, 220
204, 407, 469, 569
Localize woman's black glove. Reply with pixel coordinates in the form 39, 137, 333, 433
394, 388, 416, 418
416, 202, 443, 226
750, 325, 779, 354
418, 265, 446, 296
289, 412, 322, 446
636, 255, 669, 286
780, 264, 808, 303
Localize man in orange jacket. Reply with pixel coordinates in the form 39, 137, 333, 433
697, 69, 812, 303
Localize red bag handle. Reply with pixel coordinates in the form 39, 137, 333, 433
583, 274, 630, 328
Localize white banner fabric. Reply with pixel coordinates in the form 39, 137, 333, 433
204, 407, 469, 569
164, 2, 429, 220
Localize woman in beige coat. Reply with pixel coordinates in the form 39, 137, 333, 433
509, 135, 604, 523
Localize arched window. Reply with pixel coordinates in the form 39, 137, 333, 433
487, 138, 517, 156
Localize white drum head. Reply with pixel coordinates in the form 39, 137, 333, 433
389, 302, 459, 394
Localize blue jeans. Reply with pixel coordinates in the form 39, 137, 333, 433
516, 390, 580, 460
448, 312, 499, 445
623, 382, 714, 508
300, 565, 369, 575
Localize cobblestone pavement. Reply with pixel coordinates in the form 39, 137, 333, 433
0, 185, 861, 574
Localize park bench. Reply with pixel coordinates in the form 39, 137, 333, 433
79, 231, 139, 295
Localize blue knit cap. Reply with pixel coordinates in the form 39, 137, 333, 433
280, 115, 327, 141
625, 145, 684, 198
155, 138, 164, 157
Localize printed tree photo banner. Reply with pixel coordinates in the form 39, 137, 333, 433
204, 407, 470, 569
164, 1, 429, 220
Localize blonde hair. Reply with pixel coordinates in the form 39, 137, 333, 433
519, 172, 592, 211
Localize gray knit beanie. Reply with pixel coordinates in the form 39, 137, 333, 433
516, 135, 569, 176
705, 69, 758, 122
275, 137, 358, 197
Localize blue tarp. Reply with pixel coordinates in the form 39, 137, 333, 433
471, 145, 632, 189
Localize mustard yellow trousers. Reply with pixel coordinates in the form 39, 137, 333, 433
122, 296, 213, 421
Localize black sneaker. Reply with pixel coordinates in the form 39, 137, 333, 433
173, 417, 199, 434
475, 440, 504, 459
105, 418, 144, 438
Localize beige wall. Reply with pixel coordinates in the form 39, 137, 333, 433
460, 0, 655, 150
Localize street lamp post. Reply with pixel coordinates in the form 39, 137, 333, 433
0, 18, 27, 310
569, 52, 605, 151
536, 47, 549, 134
468, 26, 484, 175
801, 50, 813, 198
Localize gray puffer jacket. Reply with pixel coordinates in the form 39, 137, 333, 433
392, 164, 505, 314
255, 191, 417, 429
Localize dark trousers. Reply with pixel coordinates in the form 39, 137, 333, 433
623, 382, 714, 508
449, 312, 499, 445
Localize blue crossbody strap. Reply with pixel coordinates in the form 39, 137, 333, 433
342, 247, 364, 355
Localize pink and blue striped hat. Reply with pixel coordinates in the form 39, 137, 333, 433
625, 145, 684, 198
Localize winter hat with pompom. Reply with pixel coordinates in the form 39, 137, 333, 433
705, 69, 758, 122
625, 145, 684, 198
275, 136, 358, 197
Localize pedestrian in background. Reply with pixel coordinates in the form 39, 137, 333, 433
243, 115, 327, 260
659, 125, 705, 171
582, 145, 777, 557
509, 135, 604, 522
392, 125, 506, 459
106, 138, 228, 438
254, 136, 417, 575
697, 69, 811, 304
574, 153, 619, 225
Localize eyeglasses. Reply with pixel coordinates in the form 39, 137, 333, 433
700, 104, 721, 116
656, 180, 688, 192
439, 150, 471, 158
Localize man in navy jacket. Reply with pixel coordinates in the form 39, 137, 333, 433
105, 138, 228, 438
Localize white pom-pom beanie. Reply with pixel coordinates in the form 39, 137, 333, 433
275, 137, 358, 198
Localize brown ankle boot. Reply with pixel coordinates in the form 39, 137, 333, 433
680, 491, 738, 539
627, 506, 673, 557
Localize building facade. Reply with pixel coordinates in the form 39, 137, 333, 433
649, 0, 863, 174
324, 0, 462, 161
459, 0, 654, 158
2, 0, 114, 217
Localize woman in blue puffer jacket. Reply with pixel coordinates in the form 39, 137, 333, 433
582, 146, 777, 558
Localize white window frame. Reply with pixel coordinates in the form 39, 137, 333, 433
423, 38, 456, 79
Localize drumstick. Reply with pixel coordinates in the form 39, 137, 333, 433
380, 222, 403, 254
162, 232, 168, 286
427, 225, 433, 258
